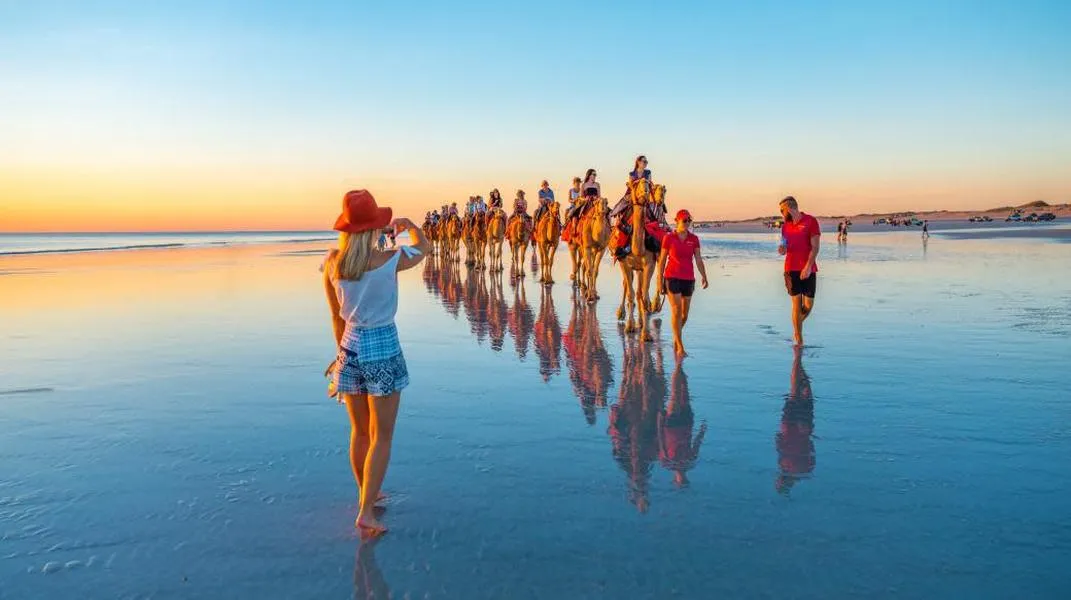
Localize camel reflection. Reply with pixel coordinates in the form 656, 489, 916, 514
659, 360, 707, 488
507, 280, 535, 360
564, 292, 614, 425
608, 328, 667, 513
533, 286, 562, 382
776, 346, 816, 496
462, 266, 490, 345
487, 273, 508, 352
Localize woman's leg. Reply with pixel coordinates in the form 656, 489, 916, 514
356, 391, 402, 533
668, 292, 684, 356
343, 393, 371, 491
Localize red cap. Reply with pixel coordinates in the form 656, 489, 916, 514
675, 209, 692, 222
333, 190, 392, 234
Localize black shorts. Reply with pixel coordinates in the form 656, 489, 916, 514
784, 271, 817, 298
665, 277, 695, 297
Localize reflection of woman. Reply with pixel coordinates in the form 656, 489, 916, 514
658, 361, 707, 488
322, 190, 430, 535
353, 539, 390, 599
656, 209, 709, 358
776, 346, 816, 495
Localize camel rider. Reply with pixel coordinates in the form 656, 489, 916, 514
513, 190, 532, 231
475, 195, 488, 217
450, 202, 459, 218
611, 155, 665, 259
610, 155, 653, 218
487, 189, 503, 224
533, 180, 555, 224
564, 176, 583, 221
431, 210, 441, 225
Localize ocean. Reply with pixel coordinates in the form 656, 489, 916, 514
1, 228, 1068, 598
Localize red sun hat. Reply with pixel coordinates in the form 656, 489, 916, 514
675, 209, 693, 222
333, 190, 392, 234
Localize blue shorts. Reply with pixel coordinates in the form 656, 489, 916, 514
333, 324, 410, 397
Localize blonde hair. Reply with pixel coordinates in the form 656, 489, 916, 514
333, 230, 376, 281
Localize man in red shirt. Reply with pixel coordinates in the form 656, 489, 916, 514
777, 196, 820, 346
657, 209, 709, 358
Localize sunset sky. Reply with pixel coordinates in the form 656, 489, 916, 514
1, 0, 1069, 232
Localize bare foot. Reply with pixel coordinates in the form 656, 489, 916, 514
355, 514, 388, 536
793, 334, 804, 346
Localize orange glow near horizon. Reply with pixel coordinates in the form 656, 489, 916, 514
3, 166, 1069, 233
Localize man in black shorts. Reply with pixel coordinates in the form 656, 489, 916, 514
777, 196, 820, 346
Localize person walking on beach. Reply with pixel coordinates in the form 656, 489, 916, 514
322, 190, 430, 535
656, 209, 708, 358
922, 220, 930, 239
777, 196, 820, 346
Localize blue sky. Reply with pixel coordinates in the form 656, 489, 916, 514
1, 0, 1069, 228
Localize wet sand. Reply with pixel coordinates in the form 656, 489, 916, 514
1, 232, 1069, 598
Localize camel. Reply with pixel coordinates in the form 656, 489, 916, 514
578, 196, 611, 303
462, 215, 487, 269
506, 212, 532, 279
486, 208, 507, 273
533, 201, 562, 284
442, 215, 462, 263
611, 179, 667, 341
422, 220, 434, 253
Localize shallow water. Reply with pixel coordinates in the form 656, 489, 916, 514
1, 232, 1069, 598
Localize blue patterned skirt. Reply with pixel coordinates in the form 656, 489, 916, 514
332, 324, 410, 397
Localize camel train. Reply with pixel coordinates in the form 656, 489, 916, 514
421, 178, 669, 341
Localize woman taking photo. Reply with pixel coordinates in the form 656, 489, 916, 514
656, 209, 708, 358
323, 189, 430, 535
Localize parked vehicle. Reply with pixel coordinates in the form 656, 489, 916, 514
1006, 212, 1022, 222
1038, 212, 1056, 222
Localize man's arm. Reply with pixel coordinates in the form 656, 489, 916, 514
802, 233, 820, 278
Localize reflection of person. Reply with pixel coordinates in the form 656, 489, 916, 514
776, 346, 816, 496
778, 196, 821, 346
322, 190, 430, 535
353, 538, 390, 599
659, 361, 707, 488
656, 209, 709, 358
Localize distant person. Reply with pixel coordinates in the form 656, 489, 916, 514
377, 230, 387, 251
777, 196, 820, 346
657, 209, 709, 358
322, 189, 430, 535
922, 220, 930, 239
835, 221, 843, 243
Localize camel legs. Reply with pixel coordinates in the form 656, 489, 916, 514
569, 244, 581, 284
619, 262, 637, 332
584, 247, 604, 303
541, 242, 557, 285
637, 262, 653, 342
